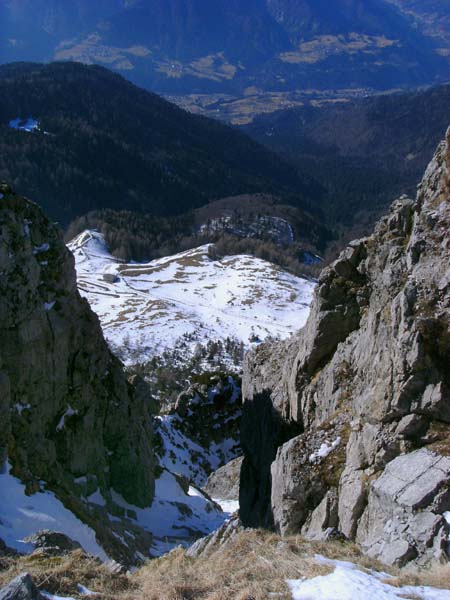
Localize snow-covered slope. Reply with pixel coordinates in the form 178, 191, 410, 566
156, 413, 240, 487
288, 555, 450, 600
68, 230, 315, 365
0, 463, 108, 560
0, 460, 231, 561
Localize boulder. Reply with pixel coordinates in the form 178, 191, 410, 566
24, 530, 81, 555
204, 457, 243, 500
0, 574, 43, 600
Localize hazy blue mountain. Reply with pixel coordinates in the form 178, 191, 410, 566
244, 82, 450, 232
0, 0, 449, 95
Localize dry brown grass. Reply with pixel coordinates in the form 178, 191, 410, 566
134, 530, 391, 600
387, 563, 450, 591
1, 530, 449, 599
0, 549, 134, 599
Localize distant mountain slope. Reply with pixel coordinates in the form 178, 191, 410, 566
0, 0, 449, 97
384, 0, 450, 50
68, 230, 315, 365
0, 61, 316, 225
243, 83, 450, 234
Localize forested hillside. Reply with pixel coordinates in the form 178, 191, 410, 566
0, 61, 317, 225
244, 83, 450, 235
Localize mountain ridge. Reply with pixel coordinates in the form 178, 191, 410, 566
1, 0, 449, 97
0, 61, 320, 226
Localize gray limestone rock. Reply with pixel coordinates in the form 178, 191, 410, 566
204, 456, 243, 500
0, 185, 156, 566
301, 489, 339, 541
240, 128, 450, 566
0, 574, 43, 600
356, 449, 450, 566
338, 466, 367, 540
186, 515, 244, 558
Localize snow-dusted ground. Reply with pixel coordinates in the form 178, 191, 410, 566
9, 117, 40, 132
68, 230, 315, 365
156, 414, 240, 487
288, 555, 450, 600
112, 470, 227, 557
0, 463, 108, 560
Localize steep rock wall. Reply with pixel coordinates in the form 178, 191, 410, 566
240, 129, 450, 566
0, 184, 156, 563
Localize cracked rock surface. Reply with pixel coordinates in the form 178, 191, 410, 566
240, 129, 450, 566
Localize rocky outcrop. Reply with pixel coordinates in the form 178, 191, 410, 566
0, 185, 157, 564
240, 129, 450, 566
186, 515, 244, 558
172, 375, 241, 451
23, 531, 82, 556
204, 457, 243, 500
0, 574, 44, 600
357, 449, 450, 566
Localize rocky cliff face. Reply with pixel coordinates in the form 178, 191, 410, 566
0, 184, 157, 564
240, 129, 450, 566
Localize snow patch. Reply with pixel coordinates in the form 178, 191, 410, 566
86, 490, 106, 507
43, 594, 76, 600
56, 405, 78, 431
213, 498, 239, 515
76, 584, 100, 597
33, 242, 50, 255
0, 462, 108, 560
9, 117, 40, 132
309, 437, 341, 463
288, 556, 450, 600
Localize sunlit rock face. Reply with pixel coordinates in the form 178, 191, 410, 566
240, 129, 450, 567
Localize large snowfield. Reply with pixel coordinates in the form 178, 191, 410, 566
68, 230, 315, 364
0, 461, 233, 562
